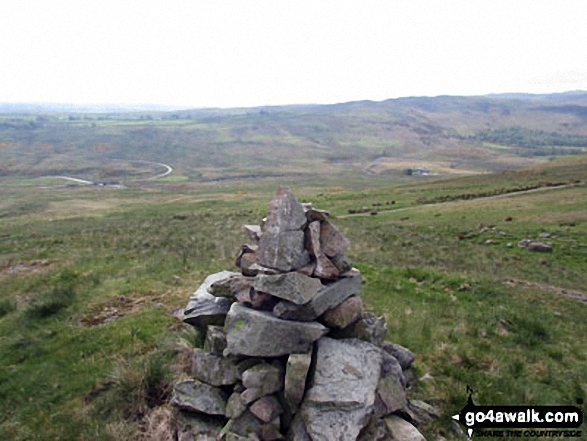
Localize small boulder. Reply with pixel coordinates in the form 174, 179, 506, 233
320, 296, 363, 329
384, 415, 426, 441
192, 349, 239, 387
250, 395, 284, 423
204, 325, 227, 355
176, 410, 224, 441
330, 312, 387, 346
170, 379, 227, 416
319, 221, 350, 258
381, 342, 415, 370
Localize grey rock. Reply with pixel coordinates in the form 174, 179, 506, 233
204, 325, 227, 355
225, 432, 260, 441
250, 395, 284, 423
286, 414, 311, 441
405, 399, 440, 426
170, 379, 228, 416
242, 362, 284, 396
527, 241, 553, 252
357, 417, 388, 441
235, 245, 260, 277
319, 221, 350, 258
304, 207, 330, 222
320, 296, 363, 329
260, 417, 282, 441
273, 272, 362, 321
225, 304, 328, 357
314, 254, 340, 280
403, 367, 418, 389
257, 189, 310, 271
192, 349, 239, 386
374, 364, 407, 417
184, 271, 238, 328
243, 224, 263, 242
330, 254, 353, 274
381, 342, 415, 370
257, 230, 310, 272
300, 338, 382, 441
210, 275, 255, 299
254, 272, 323, 305
176, 410, 224, 441
225, 410, 264, 439
296, 261, 316, 276
226, 392, 248, 419
330, 312, 387, 346
235, 287, 278, 311
307, 221, 340, 280
284, 352, 312, 411
384, 415, 426, 441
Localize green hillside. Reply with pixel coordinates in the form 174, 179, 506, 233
0, 156, 585, 440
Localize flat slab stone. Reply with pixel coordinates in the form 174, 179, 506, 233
254, 272, 323, 305
300, 337, 382, 441
225, 304, 329, 357
183, 271, 237, 328
273, 272, 362, 321
170, 379, 228, 416
320, 296, 363, 329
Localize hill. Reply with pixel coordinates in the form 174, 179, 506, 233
1, 92, 587, 187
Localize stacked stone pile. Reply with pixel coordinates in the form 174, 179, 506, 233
172, 188, 434, 440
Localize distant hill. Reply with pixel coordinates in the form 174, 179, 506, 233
1, 91, 587, 184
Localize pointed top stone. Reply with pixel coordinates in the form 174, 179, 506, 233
265, 187, 307, 232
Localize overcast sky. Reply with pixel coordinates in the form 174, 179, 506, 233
1, 0, 586, 108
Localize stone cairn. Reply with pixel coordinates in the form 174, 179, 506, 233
171, 188, 435, 441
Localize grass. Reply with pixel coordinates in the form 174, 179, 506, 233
0, 156, 585, 440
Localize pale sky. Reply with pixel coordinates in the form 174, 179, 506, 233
1, 0, 586, 108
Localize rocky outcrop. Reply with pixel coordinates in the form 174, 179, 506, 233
172, 189, 433, 440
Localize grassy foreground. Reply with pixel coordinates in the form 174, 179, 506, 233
0, 157, 586, 440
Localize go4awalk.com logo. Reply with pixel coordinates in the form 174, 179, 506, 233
452, 387, 584, 439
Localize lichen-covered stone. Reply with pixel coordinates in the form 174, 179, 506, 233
176, 410, 224, 441
192, 349, 239, 387
170, 379, 228, 416
250, 395, 283, 423
330, 312, 387, 346
204, 325, 227, 355
225, 304, 328, 357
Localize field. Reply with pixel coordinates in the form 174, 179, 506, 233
0, 150, 586, 440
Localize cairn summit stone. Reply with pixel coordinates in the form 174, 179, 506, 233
225, 303, 328, 357
256, 188, 310, 271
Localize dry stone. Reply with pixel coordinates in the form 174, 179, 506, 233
226, 392, 247, 419
243, 224, 263, 242
192, 349, 239, 387
183, 271, 237, 328
204, 325, 227, 355
320, 295, 363, 329
225, 304, 328, 357
176, 410, 224, 441
320, 221, 350, 257
381, 342, 415, 371
250, 395, 284, 423
300, 338, 382, 441
384, 415, 426, 441
171, 379, 228, 416
257, 188, 310, 271
331, 312, 387, 346
284, 352, 312, 411
254, 272, 323, 305
273, 272, 361, 321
